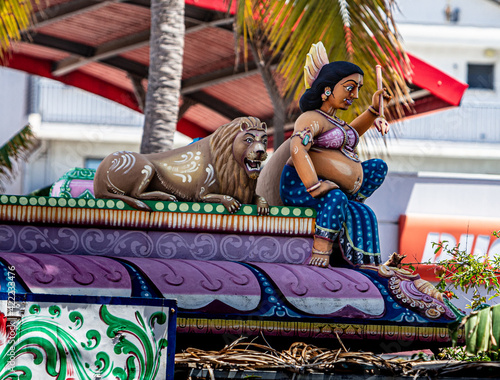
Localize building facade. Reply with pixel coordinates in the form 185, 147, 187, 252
0, 69, 190, 195
386, 0, 500, 174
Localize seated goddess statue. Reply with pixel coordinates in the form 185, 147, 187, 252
259, 42, 391, 268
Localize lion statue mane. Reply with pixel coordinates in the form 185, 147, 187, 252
211, 117, 264, 204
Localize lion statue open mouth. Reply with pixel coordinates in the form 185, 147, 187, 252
94, 117, 270, 215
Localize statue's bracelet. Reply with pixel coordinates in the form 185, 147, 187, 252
306, 181, 322, 193
368, 105, 380, 116
291, 129, 313, 146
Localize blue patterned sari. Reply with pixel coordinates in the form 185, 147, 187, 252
280, 159, 387, 265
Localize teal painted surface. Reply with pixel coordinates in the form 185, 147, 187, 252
0, 295, 176, 380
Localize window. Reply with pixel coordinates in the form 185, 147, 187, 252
467, 64, 494, 90
85, 158, 103, 170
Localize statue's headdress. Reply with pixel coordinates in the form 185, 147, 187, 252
303, 42, 330, 90
300, 42, 363, 112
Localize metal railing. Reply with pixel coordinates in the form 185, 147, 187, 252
28, 76, 500, 143
396, 104, 500, 143
28, 77, 144, 126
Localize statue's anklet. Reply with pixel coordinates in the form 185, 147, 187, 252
312, 248, 331, 256
309, 248, 332, 267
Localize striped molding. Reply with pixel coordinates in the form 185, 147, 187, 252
177, 317, 463, 343
0, 195, 316, 236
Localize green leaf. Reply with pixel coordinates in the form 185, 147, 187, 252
0, 124, 39, 192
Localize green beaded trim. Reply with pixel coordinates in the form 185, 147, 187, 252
0, 195, 316, 218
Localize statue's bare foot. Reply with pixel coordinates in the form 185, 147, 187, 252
308, 248, 331, 268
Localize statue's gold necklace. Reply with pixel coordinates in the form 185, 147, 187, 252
316, 109, 346, 126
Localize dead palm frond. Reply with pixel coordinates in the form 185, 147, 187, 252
0, 124, 40, 193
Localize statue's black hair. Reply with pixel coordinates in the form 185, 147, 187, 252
299, 61, 364, 112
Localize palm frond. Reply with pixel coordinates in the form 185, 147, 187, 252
0, 125, 40, 193
0, 0, 37, 60
338, 0, 354, 61
236, 0, 412, 122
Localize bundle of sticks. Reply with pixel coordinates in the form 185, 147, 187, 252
176, 338, 500, 378
176, 338, 409, 375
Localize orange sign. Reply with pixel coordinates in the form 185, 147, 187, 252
399, 214, 500, 281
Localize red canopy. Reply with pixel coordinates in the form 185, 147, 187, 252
406, 53, 468, 116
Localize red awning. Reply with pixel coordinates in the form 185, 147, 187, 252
408, 53, 467, 107
404, 53, 468, 117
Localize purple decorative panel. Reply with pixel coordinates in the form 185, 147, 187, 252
124, 258, 261, 311
252, 263, 385, 318
150, 232, 311, 263
0, 252, 131, 297
0, 224, 312, 264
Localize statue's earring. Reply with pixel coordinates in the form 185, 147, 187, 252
321, 87, 332, 102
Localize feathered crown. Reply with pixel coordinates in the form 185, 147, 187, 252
304, 42, 330, 90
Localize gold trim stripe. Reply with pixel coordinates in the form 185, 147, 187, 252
176, 317, 463, 343
0, 204, 315, 236
150, 213, 314, 235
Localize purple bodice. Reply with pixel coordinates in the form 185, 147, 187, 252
314, 110, 360, 162
315, 125, 358, 150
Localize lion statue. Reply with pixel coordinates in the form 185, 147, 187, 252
94, 117, 270, 215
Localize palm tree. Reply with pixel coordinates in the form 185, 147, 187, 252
3, 0, 409, 158
235, 0, 412, 146
0, 1, 39, 192
140, 0, 185, 154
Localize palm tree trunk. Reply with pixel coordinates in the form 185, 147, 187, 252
140, 0, 185, 154
250, 41, 288, 150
